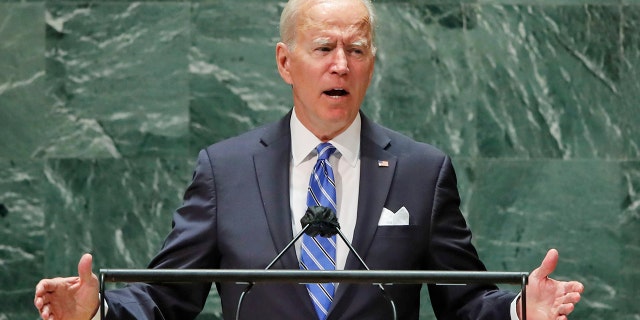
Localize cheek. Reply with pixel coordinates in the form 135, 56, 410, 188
354, 61, 374, 80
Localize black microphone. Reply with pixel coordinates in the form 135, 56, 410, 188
304, 206, 397, 320
236, 206, 397, 320
235, 206, 331, 320
300, 205, 340, 237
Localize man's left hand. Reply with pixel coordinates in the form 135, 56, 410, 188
518, 249, 584, 320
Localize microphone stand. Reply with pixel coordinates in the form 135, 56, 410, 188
333, 226, 398, 320
235, 224, 311, 320
235, 206, 397, 320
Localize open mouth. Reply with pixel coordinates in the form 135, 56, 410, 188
323, 88, 349, 97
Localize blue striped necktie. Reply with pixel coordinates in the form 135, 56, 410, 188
300, 142, 337, 320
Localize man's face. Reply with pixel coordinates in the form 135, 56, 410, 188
277, 0, 375, 140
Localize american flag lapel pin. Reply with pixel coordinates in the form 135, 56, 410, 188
378, 160, 389, 167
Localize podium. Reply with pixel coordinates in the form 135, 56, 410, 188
99, 269, 529, 320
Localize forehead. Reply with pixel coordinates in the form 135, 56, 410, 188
297, 0, 372, 39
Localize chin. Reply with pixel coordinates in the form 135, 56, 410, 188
322, 115, 355, 132
323, 107, 354, 119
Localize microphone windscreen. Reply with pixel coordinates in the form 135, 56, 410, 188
300, 206, 340, 237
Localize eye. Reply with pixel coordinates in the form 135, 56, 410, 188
349, 47, 366, 56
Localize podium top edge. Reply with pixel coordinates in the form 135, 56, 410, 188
99, 269, 529, 285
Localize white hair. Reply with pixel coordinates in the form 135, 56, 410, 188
279, 0, 377, 53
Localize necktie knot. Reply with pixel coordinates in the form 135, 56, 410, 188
316, 143, 336, 161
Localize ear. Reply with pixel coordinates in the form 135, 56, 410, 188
276, 42, 293, 85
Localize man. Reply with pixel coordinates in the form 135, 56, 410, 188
34, 0, 584, 319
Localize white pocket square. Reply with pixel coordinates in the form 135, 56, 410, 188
378, 206, 410, 226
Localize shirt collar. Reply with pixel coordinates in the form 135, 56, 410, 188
290, 108, 361, 168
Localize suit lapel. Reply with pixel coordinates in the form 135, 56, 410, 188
348, 115, 396, 269
330, 115, 397, 314
253, 112, 318, 317
253, 113, 299, 269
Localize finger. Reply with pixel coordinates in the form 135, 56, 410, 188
40, 292, 51, 306
556, 302, 575, 315
35, 282, 43, 296
35, 280, 51, 295
41, 304, 50, 319
34, 284, 44, 306
532, 248, 559, 279
34, 295, 47, 310
36, 278, 65, 294
562, 292, 582, 304
566, 280, 585, 293
78, 253, 94, 282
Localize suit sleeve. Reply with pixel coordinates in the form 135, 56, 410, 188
426, 156, 516, 320
104, 149, 220, 320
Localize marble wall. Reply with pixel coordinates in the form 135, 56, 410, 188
1, 0, 638, 319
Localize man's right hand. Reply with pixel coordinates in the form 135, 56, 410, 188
34, 253, 100, 320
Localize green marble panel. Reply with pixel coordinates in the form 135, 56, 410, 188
364, 4, 477, 157
189, 2, 290, 153
42, 157, 189, 275
478, 0, 622, 4
468, 5, 640, 159
0, 3, 50, 159
619, 161, 640, 319
0, 0, 41, 3
466, 159, 639, 319
43, 2, 190, 158
619, 6, 640, 156
42, 156, 223, 318
1, 1, 639, 319
374, 0, 477, 4
0, 159, 45, 320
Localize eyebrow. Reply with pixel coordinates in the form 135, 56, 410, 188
312, 37, 332, 46
311, 37, 370, 48
351, 39, 369, 47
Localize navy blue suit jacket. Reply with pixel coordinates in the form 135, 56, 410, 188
105, 111, 516, 319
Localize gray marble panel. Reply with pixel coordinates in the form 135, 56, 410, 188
467, 5, 639, 159
465, 159, 637, 319
42, 2, 190, 158
0, 159, 45, 320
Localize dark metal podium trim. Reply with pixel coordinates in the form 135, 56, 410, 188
99, 269, 528, 319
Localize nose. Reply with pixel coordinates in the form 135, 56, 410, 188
330, 48, 349, 75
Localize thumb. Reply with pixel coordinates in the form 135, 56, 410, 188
532, 248, 559, 280
78, 253, 94, 282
